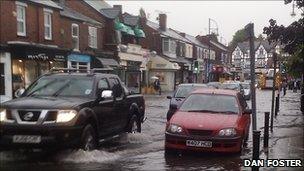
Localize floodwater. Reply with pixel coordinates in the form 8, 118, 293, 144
0, 90, 303, 171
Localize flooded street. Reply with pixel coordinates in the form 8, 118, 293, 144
0, 89, 303, 171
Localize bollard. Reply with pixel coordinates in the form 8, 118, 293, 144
252, 130, 261, 160
275, 96, 279, 116
263, 112, 270, 148
277, 93, 280, 112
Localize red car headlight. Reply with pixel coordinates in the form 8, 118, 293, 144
167, 124, 184, 134
218, 128, 237, 137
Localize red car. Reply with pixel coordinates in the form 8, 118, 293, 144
165, 88, 251, 153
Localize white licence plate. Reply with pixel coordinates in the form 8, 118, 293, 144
186, 140, 212, 148
13, 135, 41, 144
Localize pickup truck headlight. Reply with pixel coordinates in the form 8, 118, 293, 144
218, 128, 237, 137
167, 124, 184, 134
56, 110, 77, 123
0, 109, 7, 122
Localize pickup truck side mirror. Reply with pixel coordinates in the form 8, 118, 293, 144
243, 109, 252, 115
101, 90, 113, 99
15, 88, 25, 98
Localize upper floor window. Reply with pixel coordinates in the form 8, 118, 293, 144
88, 26, 97, 48
259, 48, 264, 55
44, 9, 53, 40
162, 38, 176, 54
16, 1, 27, 36
71, 24, 79, 51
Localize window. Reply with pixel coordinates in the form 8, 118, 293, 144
0, 63, 5, 95
44, 9, 52, 40
71, 24, 79, 51
109, 78, 124, 99
162, 38, 176, 54
68, 61, 90, 70
16, 2, 27, 36
98, 78, 110, 89
163, 38, 169, 52
88, 26, 97, 48
259, 48, 264, 55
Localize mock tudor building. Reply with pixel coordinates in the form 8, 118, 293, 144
231, 40, 275, 79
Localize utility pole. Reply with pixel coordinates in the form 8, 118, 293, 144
246, 23, 257, 131
270, 52, 277, 131
205, 18, 211, 83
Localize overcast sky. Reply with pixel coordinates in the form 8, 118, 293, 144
106, 0, 301, 45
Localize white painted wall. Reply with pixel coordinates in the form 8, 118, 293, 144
0, 52, 12, 103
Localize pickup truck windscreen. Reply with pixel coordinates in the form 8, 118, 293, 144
24, 77, 94, 97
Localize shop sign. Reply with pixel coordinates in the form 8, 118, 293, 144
27, 53, 49, 61
26, 53, 65, 61
11, 45, 68, 62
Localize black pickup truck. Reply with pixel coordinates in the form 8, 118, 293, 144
0, 69, 145, 151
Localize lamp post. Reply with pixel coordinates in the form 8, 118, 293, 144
206, 18, 219, 83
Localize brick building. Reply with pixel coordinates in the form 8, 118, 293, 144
0, 0, 112, 102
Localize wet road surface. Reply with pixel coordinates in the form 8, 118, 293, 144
0, 89, 303, 170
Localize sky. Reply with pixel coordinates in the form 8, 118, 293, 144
106, 0, 302, 45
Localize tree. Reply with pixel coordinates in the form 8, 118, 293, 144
263, 0, 304, 77
229, 28, 247, 48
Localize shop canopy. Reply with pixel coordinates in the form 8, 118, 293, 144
134, 27, 146, 38
114, 21, 135, 36
96, 57, 119, 67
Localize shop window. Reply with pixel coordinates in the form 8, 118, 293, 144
69, 61, 89, 70
16, 1, 27, 36
12, 60, 25, 92
24, 61, 38, 88
0, 63, 5, 95
72, 24, 79, 51
44, 9, 52, 40
88, 26, 97, 48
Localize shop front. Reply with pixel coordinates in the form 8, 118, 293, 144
9, 44, 69, 94
67, 53, 91, 70
148, 55, 180, 91
118, 44, 149, 94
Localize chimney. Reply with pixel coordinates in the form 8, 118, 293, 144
180, 32, 186, 37
113, 5, 122, 15
159, 14, 167, 31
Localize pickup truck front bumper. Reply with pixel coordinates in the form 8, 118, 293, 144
0, 124, 83, 150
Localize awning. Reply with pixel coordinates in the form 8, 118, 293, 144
165, 56, 192, 65
68, 54, 91, 62
96, 57, 119, 67
119, 52, 143, 62
123, 25, 135, 36
114, 21, 127, 32
134, 28, 145, 38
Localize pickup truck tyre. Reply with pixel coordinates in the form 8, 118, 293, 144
127, 115, 141, 133
80, 124, 97, 151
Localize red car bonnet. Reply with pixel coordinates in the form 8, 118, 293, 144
169, 111, 240, 131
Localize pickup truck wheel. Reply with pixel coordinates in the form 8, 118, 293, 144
128, 115, 141, 133
80, 124, 97, 151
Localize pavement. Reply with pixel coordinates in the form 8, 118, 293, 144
258, 89, 304, 170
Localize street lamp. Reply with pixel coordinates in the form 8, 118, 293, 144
206, 18, 219, 82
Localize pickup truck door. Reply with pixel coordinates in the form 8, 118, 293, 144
92, 78, 114, 137
109, 77, 129, 132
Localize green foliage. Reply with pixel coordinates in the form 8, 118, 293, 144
286, 44, 304, 77
229, 28, 247, 47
